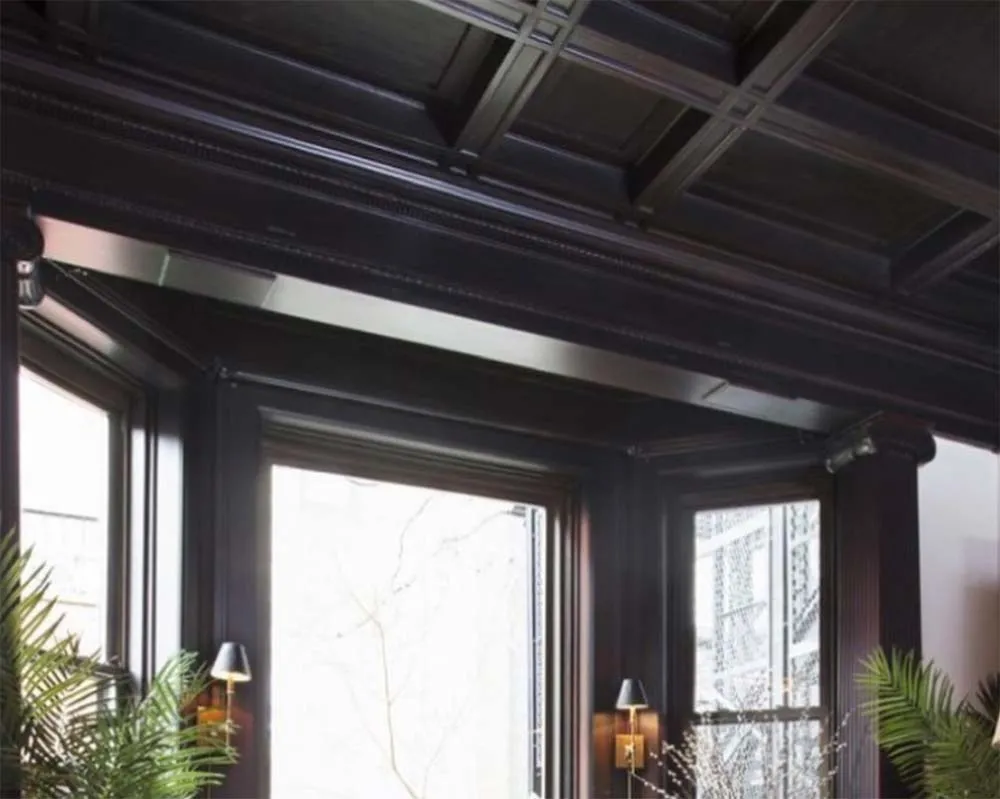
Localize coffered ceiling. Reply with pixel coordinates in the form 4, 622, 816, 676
2, 0, 997, 444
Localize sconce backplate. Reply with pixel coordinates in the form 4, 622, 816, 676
614, 733, 645, 770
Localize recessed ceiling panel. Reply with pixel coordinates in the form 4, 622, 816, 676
820, 0, 999, 130
634, 1, 771, 43
697, 131, 952, 247
158, 0, 474, 102
635, 1, 733, 40
515, 61, 684, 165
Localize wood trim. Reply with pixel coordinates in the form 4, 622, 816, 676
0, 210, 27, 799
207, 379, 594, 798
262, 414, 579, 507
660, 469, 835, 794
5, 98, 994, 444
893, 213, 999, 294
831, 419, 933, 797
17, 324, 134, 668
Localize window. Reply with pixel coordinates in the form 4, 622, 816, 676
693, 500, 823, 797
18, 366, 121, 660
269, 463, 548, 799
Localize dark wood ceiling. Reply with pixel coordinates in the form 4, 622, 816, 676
1, 0, 998, 445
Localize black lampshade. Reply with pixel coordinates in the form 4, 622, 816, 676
211, 642, 252, 683
616, 678, 649, 710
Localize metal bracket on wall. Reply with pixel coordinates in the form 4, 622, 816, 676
825, 423, 878, 473
2, 211, 45, 309
17, 259, 45, 309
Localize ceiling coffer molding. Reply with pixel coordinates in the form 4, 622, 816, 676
1, 0, 996, 447
1, 84, 990, 371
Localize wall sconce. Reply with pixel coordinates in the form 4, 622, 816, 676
615, 677, 649, 788
992, 709, 1000, 750
207, 642, 252, 747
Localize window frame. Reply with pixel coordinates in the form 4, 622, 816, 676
663, 471, 836, 795
260, 421, 579, 799
19, 324, 134, 668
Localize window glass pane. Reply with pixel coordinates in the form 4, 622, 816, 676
18, 369, 111, 657
693, 719, 824, 798
694, 501, 820, 713
270, 464, 546, 799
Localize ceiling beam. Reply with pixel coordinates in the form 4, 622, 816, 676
35, 215, 846, 433
449, 0, 589, 157
628, 108, 739, 210
27, 262, 203, 388
2, 65, 989, 369
760, 81, 999, 217
630, 0, 856, 209
565, 0, 998, 216
410, 0, 542, 38
893, 212, 1000, 294
5, 105, 996, 444
85, 0, 987, 216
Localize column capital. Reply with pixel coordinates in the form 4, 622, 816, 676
825, 413, 935, 473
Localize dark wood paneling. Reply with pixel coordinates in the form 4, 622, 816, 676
567, 0, 998, 215
85, 275, 786, 452
701, 131, 951, 247
448, 0, 590, 156
630, 0, 857, 209
1, 0, 995, 418
200, 378, 613, 797
636, 1, 735, 43
153, 0, 473, 103
0, 212, 30, 536
821, 0, 999, 131
92, 2, 450, 156
206, 384, 265, 798
517, 60, 673, 165
764, 77, 998, 217
893, 212, 999, 294
33, 263, 203, 388
830, 415, 934, 798
0, 209, 31, 799
3, 96, 994, 442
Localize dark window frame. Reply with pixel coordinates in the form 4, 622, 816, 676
662, 470, 836, 794
18, 323, 133, 667
261, 421, 580, 799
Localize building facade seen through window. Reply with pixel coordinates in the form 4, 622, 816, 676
18, 368, 112, 659
693, 500, 823, 798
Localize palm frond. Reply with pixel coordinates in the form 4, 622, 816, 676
968, 672, 1000, 734
1, 532, 237, 798
857, 646, 1000, 799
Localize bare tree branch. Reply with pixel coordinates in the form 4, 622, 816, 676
388, 496, 434, 594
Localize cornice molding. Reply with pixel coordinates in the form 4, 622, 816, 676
826, 413, 937, 472
2, 78, 993, 375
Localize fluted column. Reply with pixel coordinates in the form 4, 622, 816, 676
828, 414, 935, 798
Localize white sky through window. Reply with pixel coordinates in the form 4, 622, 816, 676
18, 368, 110, 658
270, 464, 545, 799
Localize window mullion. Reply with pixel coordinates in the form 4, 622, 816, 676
768, 506, 785, 710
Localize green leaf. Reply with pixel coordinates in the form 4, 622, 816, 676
1, 531, 237, 798
857, 646, 1000, 799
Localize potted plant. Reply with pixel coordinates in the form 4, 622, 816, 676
0, 533, 236, 798
858, 648, 1000, 798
